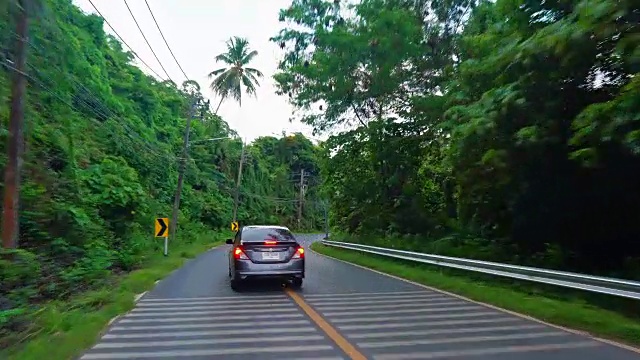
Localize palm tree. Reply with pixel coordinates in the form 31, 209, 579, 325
208, 37, 263, 114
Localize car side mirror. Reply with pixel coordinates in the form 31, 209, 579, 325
225, 239, 233, 245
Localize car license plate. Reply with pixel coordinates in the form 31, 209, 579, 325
262, 252, 280, 260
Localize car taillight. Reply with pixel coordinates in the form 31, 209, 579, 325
264, 240, 277, 245
292, 246, 304, 259
234, 246, 249, 260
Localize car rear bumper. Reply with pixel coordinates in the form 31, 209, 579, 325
234, 259, 304, 280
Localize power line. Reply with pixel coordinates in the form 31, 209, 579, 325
9, 29, 116, 120
143, 0, 189, 81
5, 14, 319, 217
7, 31, 177, 161
123, 0, 173, 82
86, 0, 165, 81
0, 68, 316, 203
10, 1, 183, 162
14, 59, 177, 161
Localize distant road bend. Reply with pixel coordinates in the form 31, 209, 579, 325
81, 234, 640, 360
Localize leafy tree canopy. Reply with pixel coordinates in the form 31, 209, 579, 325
273, 0, 640, 278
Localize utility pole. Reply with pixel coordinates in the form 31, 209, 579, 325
324, 200, 329, 239
2, 0, 29, 249
297, 169, 305, 229
232, 142, 245, 222
170, 98, 199, 243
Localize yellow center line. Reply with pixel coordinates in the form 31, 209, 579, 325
285, 288, 367, 360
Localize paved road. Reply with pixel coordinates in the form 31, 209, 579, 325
81, 234, 640, 360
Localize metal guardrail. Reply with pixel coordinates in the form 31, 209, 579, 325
321, 239, 640, 300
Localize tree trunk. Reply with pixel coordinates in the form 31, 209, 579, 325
214, 96, 225, 115
2, 0, 29, 249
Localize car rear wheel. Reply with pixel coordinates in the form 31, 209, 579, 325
290, 278, 303, 289
230, 278, 242, 291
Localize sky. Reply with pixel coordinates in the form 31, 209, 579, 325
72, 0, 320, 143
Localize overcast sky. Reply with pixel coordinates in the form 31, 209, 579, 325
72, 0, 319, 142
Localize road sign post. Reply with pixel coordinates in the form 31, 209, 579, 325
231, 221, 239, 232
155, 218, 169, 256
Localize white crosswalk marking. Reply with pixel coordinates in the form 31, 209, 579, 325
81, 345, 337, 359
102, 326, 320, 339
81, 295, 346, 360
93, 335, 326, 349
303, 291, 606, 359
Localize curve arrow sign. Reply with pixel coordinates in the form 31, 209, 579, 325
155, 218, 169, 237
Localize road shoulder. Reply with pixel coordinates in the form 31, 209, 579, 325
310, 242, 640, 352
2, 235, 226, 360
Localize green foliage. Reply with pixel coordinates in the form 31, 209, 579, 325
273, 0, 640, 278
0, 0, 322, 350
208, 36, 264, 110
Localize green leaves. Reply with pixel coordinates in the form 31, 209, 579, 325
273, 0, 427, 131
0, 1, 325, 349
208, 37, 263, 107
79, 156, 145, 211
275, 0, 640, 280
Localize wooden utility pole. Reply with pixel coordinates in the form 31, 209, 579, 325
297, 169, 305, 229
232, 143, 245, 222
2, 0, 29, 249
170, 99, 198, 243
324, 200, 329, 239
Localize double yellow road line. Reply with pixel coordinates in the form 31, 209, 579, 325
285, 288, 368, 360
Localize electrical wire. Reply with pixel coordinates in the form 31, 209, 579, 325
86, 0, 165, 81
11, 59, 177, 162
5, 9, 326, 211
7, 28, 179, 162
23, 59, 174, 160
4, 9, 327, 236
143, 0, 190, 81
9, 31, 115, 120
9, 6, 184, 162
122, 0, 173, 82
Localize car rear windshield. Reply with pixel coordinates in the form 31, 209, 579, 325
241, 227, 296, 243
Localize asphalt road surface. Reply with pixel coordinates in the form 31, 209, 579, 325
80, 234, 640, 360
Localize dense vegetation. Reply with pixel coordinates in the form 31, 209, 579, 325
273, 0, 640, 278
0, 0, 323, 349
1, 0, 637, 353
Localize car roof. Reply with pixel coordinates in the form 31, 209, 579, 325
242, 225, 290, 231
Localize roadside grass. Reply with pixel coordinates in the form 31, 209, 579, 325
2, 229, 230, 360
311, 242, 640, 348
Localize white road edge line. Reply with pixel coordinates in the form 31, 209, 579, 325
310, 242, 640, 354
106, 315, 121, 327
133, 291, 147, 303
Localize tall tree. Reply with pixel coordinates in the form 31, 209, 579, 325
272, 0, 640, 277
2, 0, 31, 249
208, 36, 263, 113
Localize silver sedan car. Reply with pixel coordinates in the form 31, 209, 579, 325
226, 225, 305, 291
